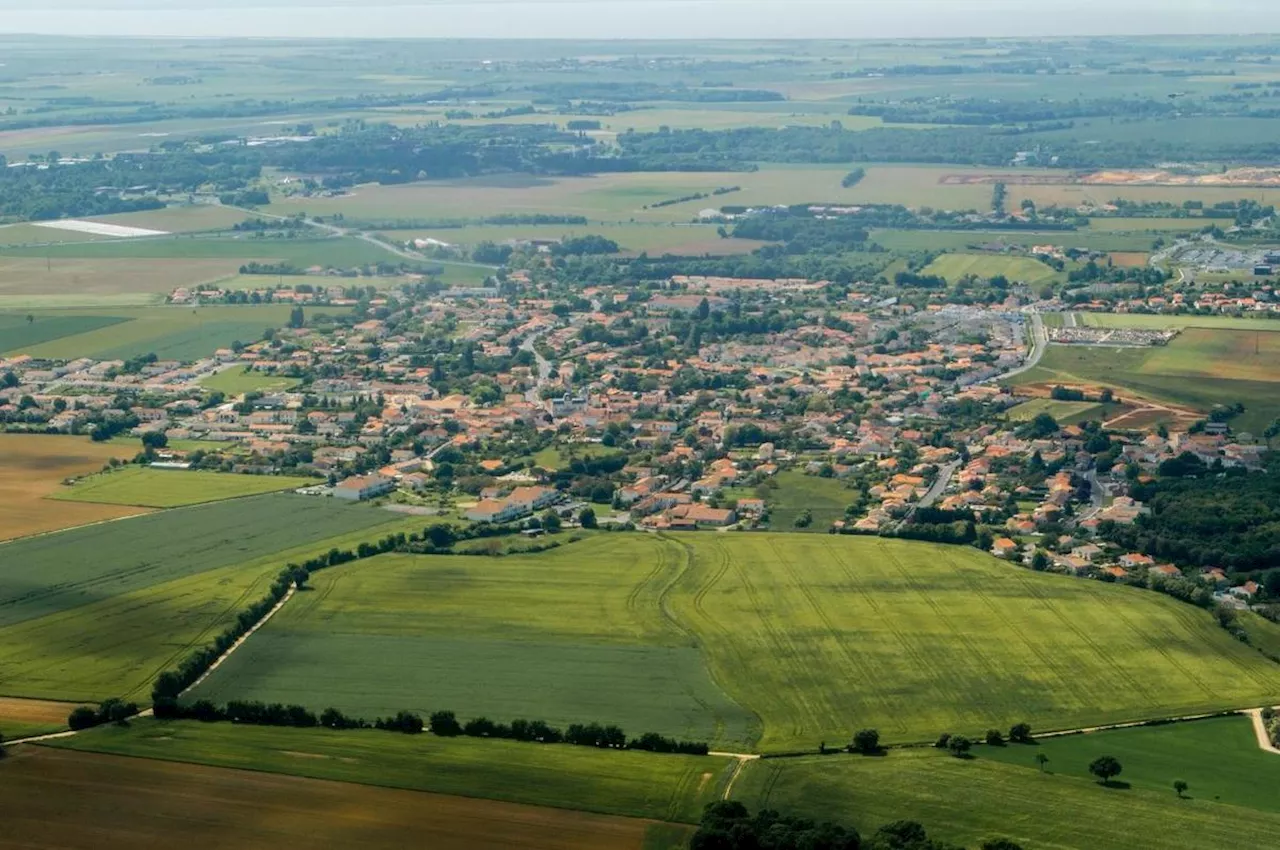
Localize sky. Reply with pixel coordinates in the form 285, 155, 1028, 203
0, 0, 1276, 40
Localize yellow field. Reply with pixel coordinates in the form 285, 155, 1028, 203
0, 434, 147, 541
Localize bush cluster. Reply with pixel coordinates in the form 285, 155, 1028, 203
152, 698, 424, 734
67, 698, 139, 730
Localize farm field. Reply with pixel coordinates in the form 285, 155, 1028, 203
381, 223, 766, 257
731, 745, 1280, 850
0, 696, 83, 740
268, 166, 914, 224
982, 715, 1280, 814
920, 252, 1057, 283
50, 719, 730, 823
0, 495, 408, 702
2, 304, 340, 360
187, 533, 1280, 754
1078, 312, 1280, 332
1085, 217, 1201, 232
0, 256, 240, 304
4, 745, 663, 850
1005, 397, 1105, 425
1007, 182, 1280, 210
1013, 329, 1280, 433
0, 433, 145, 541
199, 366, 301, 395
185, 536, 757, 747
669, 534, 1280, 751
870, 227, 1158, 253
51, 466, 316, 508
0, 234, 394, 267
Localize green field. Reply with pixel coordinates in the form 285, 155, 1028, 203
982, 715, 1280, 813
0, 495, 406, 702
381, 222, 765, 257
1013, 328, 1280, 432
727, 469, 856, 531
50, 719, 732, 823
186, 533, 1280, 753
1079, 312, 1280, 332
185, 537, 757, 746
1005, 397, 1105, 424
1, 305, 342, 360
921, 252, 1058, 283
531, 443, 625, 470
51, 466, 315, 508
732, 745, 1280, 850
199, 367, 302, 395
0, 235, 393, 265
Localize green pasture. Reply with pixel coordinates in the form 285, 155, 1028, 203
50, 718, 733, 823
0, 496, 408, 702
982, 715, 1280, 813
51, 467, 315, 508
0, 235, 392, 266
185, 537, 757, 747
726, 469, 856, 531
380, 222, 763, 257
870, 228, 1158, 253
200, 368, 301, 395
531, 443, 624, 470
732, 745, 1280, 850
1079, 312, 1280, 332
921, 252, 1058, 282
1005, 398, 1105, 425
187, 533, 1280, 754
2, 305, 341, 360
1013, 329, 1280, 432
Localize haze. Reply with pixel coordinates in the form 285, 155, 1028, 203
0, 0, 1276, 40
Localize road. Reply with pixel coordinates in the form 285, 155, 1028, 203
991, 309, 1047, 383
519, 331, 554, 403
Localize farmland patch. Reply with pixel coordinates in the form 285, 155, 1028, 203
51, 466, 317, 508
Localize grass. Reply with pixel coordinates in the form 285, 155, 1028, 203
0, 256, 243, 303
0, 434, 145, 541
981, 715, 1280, 813
0, 495, 408, 702
1005, 397, 1105, 425
199, 367, 301, 395
186, 536, 756, 747
380, 222, 765, 257
1012, 329, 1280, 433
920, 252, 1058, 283
186, 533, 1280, 754
50, 466, 316, 508
2, 305, 343, 360
49, 718, 733, 823
7, 745, 660, 850
731, 745, 1280, 850
0, 235, 394, 266
531, 443, 624, 470
740, 469, 857, 531
1079, 312, 1280, 332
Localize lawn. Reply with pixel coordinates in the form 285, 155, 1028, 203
0, 433, 145, 541
49, 719, 732, 823
7, 745, 662, 850
51, 466, 316, 508
1012, 329, 1280, 433
185, 536, 756, 747
0, 496, 409, 702
731, 746, 1280, 850
1005, 397, 1105, 425
921, 252, 1058, 283
199, 367, 301, 395
981, 715, 1280, 813
3, 305, 342, 360
186, 533, 1280, 754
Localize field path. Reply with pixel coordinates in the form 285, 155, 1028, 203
1247, 708, 1280, 755
712, 752, 761, 800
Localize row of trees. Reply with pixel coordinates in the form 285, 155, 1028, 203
428, 710, 708, 754
152, 698, 424, 734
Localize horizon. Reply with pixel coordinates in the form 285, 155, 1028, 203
0, 0, 1277, 40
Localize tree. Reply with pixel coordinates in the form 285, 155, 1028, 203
947, 734, 972, 758
981, 841, 1025, 850
141, 431, 168, 450
541, 510, 562, 533
67, 706, 99, 730
1089, 755, 1123, 785
850, 728, 880, 755
1174, 779, 1189, 798
985, 728, 1005, 746
578, 506, 598, 529
426, 524, 457, 549
1, 371, 17, 388
1030, 549, 1051, 572
695, 297, 710, 321
1008, 722, 1033, 744
288, 306, 305, 328
1035, 753, 1049, 773
429, 711, 461, 737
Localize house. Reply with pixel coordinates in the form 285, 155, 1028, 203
669, 503, 737, 527
1119, 553, 1155, 569
992, 538, 1019, 559
333, 474, 395, 501
464, 498, 524, 523
507, 485, 560, 513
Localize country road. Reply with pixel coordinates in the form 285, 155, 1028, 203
991, 309, 1047, 383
